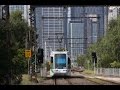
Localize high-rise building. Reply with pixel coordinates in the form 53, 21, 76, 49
35, 6, 108, 63
108, 6, 120, 23
35, 7, 68, 61
68, 6, 108, 62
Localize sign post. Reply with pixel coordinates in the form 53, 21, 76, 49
25, 49, 32, 75
25, 50, 32, 58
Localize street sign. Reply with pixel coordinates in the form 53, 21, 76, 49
25, 50, 31, 58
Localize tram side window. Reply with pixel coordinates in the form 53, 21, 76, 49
51, 57, 53, 63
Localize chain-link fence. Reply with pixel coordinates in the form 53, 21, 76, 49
95, 68, 120, 77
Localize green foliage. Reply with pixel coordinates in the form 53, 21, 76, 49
77, 55, 86, 66
77, 15, 120, 69
56, 48, 66, 51
110, 61, 120, 68
46, 62, 50, 71
12, 49, 27, 75
0, 11, 30, 84
10, 10, 23, 22
10, 11, 30, 48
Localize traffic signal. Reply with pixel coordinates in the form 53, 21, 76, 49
91, 52, 97, 63
94, 57, 97, 63
92, 52, 96, 58
38, 48, 44, 57
37, 48, 44, 63
68, 57, 71, 68
68, 57, 71, 64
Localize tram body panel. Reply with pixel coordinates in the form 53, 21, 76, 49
49, 51, 71, 77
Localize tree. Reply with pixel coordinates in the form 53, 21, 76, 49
0, 11, 30, 85
87, 15, 120, 68
77, 15, 120, 69
110, 61, 120, 68
77, 55, 86, 66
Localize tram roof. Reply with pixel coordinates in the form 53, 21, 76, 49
50, 51, 68, 56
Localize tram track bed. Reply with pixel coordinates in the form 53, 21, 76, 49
85, 77, 119, 85
37, 75, 119, 85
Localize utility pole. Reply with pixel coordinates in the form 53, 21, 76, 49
29, 6, 38, 82
25, 30, 31, 75
45, 41, 47, 62
94, 60, 96, 75
25, 32, 29, 75
87, 60, 90, 70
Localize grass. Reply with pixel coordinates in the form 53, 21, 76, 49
20, 74, 32, 85
86, 78, 107, 84
20, 74, 45, 85
81, 69, 94, 75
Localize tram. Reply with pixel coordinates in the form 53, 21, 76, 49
49, 51, 71, 77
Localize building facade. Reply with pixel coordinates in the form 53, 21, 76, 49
108, 6, 120, 23
67, 6, 108, 63
68, 6, 108, 61
35, 6, 108, 63
35, 7, 68, 61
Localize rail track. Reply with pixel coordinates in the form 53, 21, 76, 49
38, 75, 119, 85
85, 77, 120, 85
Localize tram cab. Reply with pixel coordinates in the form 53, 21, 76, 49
49, 51, 71, 77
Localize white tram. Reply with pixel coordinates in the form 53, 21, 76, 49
49, 51, 71, 77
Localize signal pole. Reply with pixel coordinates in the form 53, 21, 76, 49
29, 6, 39, 82
94, 59, 96, 75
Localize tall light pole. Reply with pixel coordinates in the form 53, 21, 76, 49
44, 41, 47, 63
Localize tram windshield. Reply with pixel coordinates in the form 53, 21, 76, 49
55, 54, 66, 69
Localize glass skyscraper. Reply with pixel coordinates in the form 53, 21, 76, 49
35, 6, 108, 63
35, 7, 67, 61
68, 6, 108, 62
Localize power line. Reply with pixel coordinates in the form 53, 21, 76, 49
41, 16, 100, 19
48, 38, 87, 39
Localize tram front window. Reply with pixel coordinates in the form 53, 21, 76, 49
55, 54, 66, 69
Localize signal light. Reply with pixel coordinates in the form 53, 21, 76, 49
68, 57, 71, 64
91, 52, 97, 63
37, 48, 44, 63
92, 52, 96, 58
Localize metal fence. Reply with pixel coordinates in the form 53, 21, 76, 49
95, 68, 120, 77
